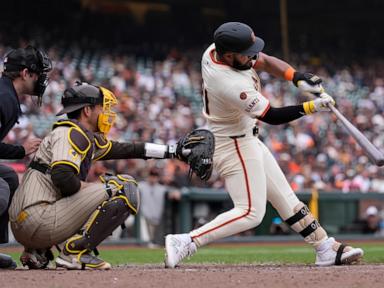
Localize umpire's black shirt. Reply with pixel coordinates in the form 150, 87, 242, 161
0, 76, 25, 159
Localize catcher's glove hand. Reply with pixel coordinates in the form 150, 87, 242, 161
175, 129, 215, 181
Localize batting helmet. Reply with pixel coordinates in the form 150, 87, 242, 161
214, 22, 265, 57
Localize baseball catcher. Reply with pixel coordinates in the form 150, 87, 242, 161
9, 81, 213, 270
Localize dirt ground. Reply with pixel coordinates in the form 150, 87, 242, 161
1, 264, 384, 288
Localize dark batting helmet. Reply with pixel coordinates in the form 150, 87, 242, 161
214, 22, 265, 57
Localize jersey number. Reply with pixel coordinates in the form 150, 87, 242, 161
202, 85, 210, 115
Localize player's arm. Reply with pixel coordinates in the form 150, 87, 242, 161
259, 95, 335, 125
254, 52, 323, 94
51, 164, 81, 197
49, 126, 84, 197
253, 52, 292, 79
0, 142, 25, 159
229, 83, 335, 125
95, 141, 175, 160
92, 129, 178, 161
0, 107, 26, 159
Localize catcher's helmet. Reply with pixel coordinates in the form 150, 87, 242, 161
57, 81, 118, 135
56, 81, 103, 116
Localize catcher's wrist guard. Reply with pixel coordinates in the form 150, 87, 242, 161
175, 129, 215, 181
144, 142, 176, 159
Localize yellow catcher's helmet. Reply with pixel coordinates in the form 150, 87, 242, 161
57, 81, 118, 135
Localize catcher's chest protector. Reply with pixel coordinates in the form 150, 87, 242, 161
52, 119, 94, 181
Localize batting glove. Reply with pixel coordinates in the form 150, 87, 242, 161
319, 92, 336, 104
293, 72, 323, 94
303, 94, 336, 114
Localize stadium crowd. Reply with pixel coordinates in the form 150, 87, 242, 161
1, 43, 384, 194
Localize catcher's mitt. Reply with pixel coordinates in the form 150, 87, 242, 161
176, 129, 215, 181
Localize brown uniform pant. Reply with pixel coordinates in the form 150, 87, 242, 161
11, 183, 108, 249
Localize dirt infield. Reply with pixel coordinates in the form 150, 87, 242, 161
1, 264, 384, 288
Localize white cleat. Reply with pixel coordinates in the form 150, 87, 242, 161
315, 237, 364, 266
164, 234, 197, 268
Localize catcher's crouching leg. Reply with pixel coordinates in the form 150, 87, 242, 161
285, 202, 363, 266
56, 175, 139, 270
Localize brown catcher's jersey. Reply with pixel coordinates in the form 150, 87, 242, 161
9, 120, 111, 221
201, 43, 270, 137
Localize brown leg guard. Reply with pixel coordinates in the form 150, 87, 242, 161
284, 202, 328, 248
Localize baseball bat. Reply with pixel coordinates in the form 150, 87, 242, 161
328, 104, 384, 167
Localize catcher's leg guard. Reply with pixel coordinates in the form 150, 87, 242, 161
56, 196, 131, 270
69, 196, 131, 252
284, 202, 327, 247
56, 174, 139, 270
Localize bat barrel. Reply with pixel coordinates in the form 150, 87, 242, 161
328, 105, 384, 167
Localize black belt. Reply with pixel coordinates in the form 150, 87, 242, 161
29, 161, 51, 174
229, 126, 259, 139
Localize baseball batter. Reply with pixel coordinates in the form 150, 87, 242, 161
9, 82, 190, 270
165, 22, 364, 268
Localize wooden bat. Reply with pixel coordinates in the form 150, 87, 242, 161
328, 104, 384, 167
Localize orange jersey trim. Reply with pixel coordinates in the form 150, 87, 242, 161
259, 102, 271, 118
209, 49, 229, 66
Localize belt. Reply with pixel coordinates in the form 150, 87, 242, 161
29, 161, 51, 174
229, 126, 259, 139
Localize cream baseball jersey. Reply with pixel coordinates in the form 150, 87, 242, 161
201, 43, 270, 137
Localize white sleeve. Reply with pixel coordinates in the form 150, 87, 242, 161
225, 83, 270, 118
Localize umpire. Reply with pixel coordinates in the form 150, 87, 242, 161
0, 45, 52, 269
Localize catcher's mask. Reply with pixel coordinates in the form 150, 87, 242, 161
57, 81, 118, 135
3, 45, 52, 105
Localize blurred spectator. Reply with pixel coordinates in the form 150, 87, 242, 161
360, 206, 380, 234
138, 168, 168, 247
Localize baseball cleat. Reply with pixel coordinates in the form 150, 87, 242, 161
55, 250, 111, 270
20, 248, 53, 269
315, 237, 364, 266
164, 233, 197, 268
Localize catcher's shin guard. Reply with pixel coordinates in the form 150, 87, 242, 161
65, 195, 132, 254
284, 202, 327, 247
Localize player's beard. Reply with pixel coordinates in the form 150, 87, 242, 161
232, 58, 253, 70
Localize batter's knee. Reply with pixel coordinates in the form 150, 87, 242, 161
249, 206, 266, 226
238, 206, 266, 231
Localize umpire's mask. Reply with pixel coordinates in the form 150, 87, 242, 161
3, 45, 52, 105
57, 82, 118, 135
